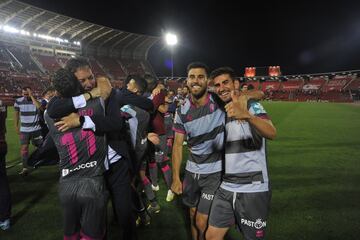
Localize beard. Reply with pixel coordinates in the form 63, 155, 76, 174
191, 87, 207, 100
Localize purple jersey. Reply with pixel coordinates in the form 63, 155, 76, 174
45, 98, 106, 181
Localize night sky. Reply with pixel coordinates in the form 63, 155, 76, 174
21, 0, 360, 77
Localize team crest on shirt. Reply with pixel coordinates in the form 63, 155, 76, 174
254, 219, 266, 229
251, 102, 266, 115
209, 103, 215, 113
62, 169, 69, 177
121, 105, 130, 112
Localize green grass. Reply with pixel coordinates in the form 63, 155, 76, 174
1, 102, 360, 240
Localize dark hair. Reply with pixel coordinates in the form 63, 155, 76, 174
22, 86, 31, 91
247, 83, 254, 90
65, 57, 91, 73
143, 74, 158, 92
52, 68, 83, 98
186, 62, 210, 77
127, 75, 148, 95
42, 86, 56, 96
210, 67, 236, 81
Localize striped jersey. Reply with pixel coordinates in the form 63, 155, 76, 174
173, 93, 225, 174
221, 100, 270, 193
14, 96, 41, 132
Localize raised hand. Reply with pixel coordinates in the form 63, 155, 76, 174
96, 76, 112, 100
225, 91, 251, 120
152, 86, 162, 96
89, 87, 101, 98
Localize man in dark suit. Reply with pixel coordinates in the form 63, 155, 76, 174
47, 57, 153, 240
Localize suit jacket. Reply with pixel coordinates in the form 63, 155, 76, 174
47, 88, 154, 174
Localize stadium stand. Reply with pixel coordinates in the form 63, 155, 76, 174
33, 54, 61, 73
345, 77, 360, 91
89, 59, 107, 77
97, 56, 127, 80
0, 0, 160, 101
7, 45, 41, 72
246, 80, 261, 90
281, 79, 304, 91
261, 81, 281, 92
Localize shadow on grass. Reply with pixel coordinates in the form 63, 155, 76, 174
8, 167, 58, 225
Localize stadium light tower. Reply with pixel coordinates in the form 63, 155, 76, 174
165, 32, 178, 78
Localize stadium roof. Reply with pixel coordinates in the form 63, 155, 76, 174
0, 0, 160, 58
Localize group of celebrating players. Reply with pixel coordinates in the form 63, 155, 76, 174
0, 57, 276, 240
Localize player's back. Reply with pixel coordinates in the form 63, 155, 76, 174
121, 104, 150, 170
45, 98, 106, 180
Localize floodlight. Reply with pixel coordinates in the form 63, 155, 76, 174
165, 33, 178, 46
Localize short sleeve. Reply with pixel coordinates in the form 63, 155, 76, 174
172, 107, 185, 134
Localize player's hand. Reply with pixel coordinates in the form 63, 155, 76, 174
225, 91, 251, 120
152, 87, 161, 96
171, 178, 183, 195
147, 132, 160, 145
96, 76, 112, 100
54, 113, 80, 132
89, 87, 101, 99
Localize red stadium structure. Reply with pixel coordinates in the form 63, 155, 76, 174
268, 66, 281, 77
0, 0, 160, 104
244, 67, 256, 77
0, 0, 360, 104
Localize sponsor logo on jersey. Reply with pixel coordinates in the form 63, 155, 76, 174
241, 218, 266, 229
201, 193, 214, 201
62, 161, 97, 177
141, 138, 147, 145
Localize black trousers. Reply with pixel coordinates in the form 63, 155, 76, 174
0, 147, 11, 221
105, 159, 137, 240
